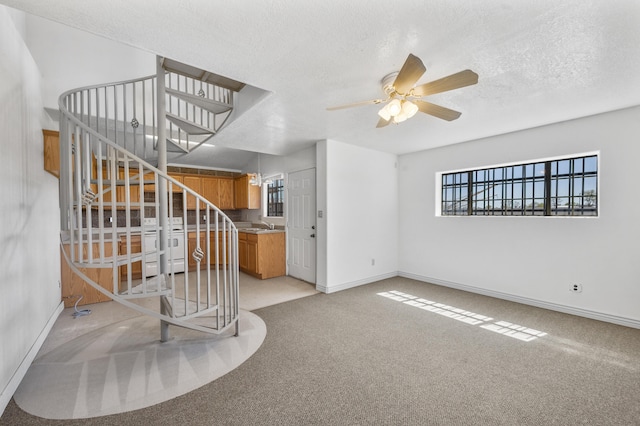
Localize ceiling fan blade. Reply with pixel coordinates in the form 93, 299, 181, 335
326, 99, 385, 111
376, 117, 391, 128
392, 53, 426, 94
415, 100, 462, 121
412, 69, 478, 97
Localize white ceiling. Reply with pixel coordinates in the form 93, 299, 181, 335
4, 0, 640, 166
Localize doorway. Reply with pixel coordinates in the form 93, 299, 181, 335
287, 168, 316, 283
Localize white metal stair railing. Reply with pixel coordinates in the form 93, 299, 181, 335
64, 71, 233, 160
58, 71, 239, 337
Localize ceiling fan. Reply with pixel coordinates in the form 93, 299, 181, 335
326, 53, 478, 128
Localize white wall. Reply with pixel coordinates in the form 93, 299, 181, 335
398, 106, 640, 327
0, 7, 63, 415
24, 13, 155, 111
317, 139, 398, 293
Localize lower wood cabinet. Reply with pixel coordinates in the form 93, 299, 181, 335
119, 234, 142, 280
238, 231, 285, 279
60, 241, 115, 307
188, 231, 231, 271
238, 233, 248, 270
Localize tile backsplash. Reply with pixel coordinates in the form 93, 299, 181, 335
88, 191, 243, 228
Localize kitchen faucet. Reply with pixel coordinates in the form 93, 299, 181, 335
260, 220, 275, 230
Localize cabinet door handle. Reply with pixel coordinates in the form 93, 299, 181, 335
310, 234, 315, 238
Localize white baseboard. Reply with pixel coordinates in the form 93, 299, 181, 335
317, 271, 399, 294
399, 272, 640, 330
0, 301, 64, 416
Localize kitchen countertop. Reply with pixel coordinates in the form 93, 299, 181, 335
60, 224, 285, 243
237, 227, 285, 234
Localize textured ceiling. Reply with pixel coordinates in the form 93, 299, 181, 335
4, 0, 640, 165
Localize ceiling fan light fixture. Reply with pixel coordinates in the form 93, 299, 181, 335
378, 105, 391, 121
387, 99, 402, 116
402, 100, 419, 118
393, 112, 408, 124
325, 54, 477, 128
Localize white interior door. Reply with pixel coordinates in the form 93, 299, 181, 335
287, 168, 316, 283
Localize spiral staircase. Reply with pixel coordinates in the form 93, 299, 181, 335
58, 57, 242, 340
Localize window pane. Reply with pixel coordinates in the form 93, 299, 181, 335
573, 158, 583, 173
557, 160, 570, 175
584, 156, 597, 172
525, 164, 534, 177
513, 166, 522, 179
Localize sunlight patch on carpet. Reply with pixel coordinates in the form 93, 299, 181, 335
378, 290, 547, 342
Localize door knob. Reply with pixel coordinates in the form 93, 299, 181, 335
310, 234, 315, 238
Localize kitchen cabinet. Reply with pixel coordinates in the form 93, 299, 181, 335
218, 178, 235, 209
43, 130, 60, 177
168, 173, 184, 192
144, 172, 183, 193
91, 164, 114, 205
238, 231, 285, 279
119, 234, 142, 280
90, 164, 144, 209
201, 177, 220, 206
238, 232, 248, 270
183, 175, 202, 210
60, 242, 115, 307
212, 231, 231, 265
234, 174, 260, 210
116, 168, 142, 208
188, 231, 230, 270
183, 175, 237, 211
187, 232, 200, 271
247, 234, 259, 273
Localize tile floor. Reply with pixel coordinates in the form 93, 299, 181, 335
13, 272, 319, 419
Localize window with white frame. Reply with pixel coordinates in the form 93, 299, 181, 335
440, 154, 598, 216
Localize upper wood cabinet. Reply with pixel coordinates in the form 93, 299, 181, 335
144, 172, 183, 193
183, 175, 203, 210
201, 177, 220, 207
43, 130, 60, 177
234, 174, 261, 210
218, 178, 235, 210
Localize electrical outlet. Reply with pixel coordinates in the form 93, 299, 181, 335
570, 283, 583, 293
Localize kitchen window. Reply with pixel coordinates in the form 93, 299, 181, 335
440, 154, 598, 216
266, 177, 284, 217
